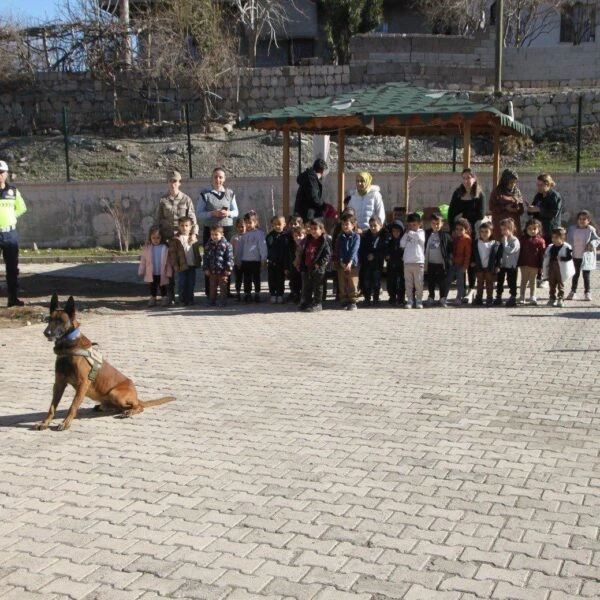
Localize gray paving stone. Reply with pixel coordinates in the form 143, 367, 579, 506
1, 266, 600, 600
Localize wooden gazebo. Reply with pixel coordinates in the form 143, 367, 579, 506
238, 82, 533, 213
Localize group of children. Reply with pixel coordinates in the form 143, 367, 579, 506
138, 206, 599, 311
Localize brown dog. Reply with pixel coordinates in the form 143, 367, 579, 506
39, 294, 175, 430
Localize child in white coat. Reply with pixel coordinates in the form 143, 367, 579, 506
543, 227, 575, 308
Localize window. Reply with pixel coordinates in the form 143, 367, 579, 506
561, 2, 596, 44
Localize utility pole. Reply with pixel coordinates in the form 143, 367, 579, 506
494, 0, 504, 94
122, 0, 132, 67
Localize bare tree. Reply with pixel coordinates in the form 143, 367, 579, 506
232, 0, 302, 67
416, 0, 568, 47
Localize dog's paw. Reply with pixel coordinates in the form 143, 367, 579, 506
56, 421, 71, 431
35, 422, 49, 431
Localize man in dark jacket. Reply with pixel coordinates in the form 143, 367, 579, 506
294, 159, 327, 222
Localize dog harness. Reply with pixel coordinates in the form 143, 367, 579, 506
54, 330, 103, 382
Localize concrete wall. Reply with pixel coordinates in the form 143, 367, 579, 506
17, 172, 600, 248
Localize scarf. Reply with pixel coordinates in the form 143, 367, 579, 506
357, 171, 372, 196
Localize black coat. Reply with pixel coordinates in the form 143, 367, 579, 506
424, 229, 453, 270
299, 234, 331, 275
471, 239, 503, 273
359, 229, 388, 268
266, 230, 289, 266
294, 168, 323, 221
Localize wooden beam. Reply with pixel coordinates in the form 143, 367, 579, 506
492, 124, 501, 194
404, 127, 410, 212
463, 121, 472, 169
282, 129, 290, 215
337, 128, 345, 214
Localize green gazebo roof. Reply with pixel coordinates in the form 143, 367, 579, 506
239, 82, 532, 137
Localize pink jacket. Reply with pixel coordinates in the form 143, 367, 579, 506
138, 243, 173, 285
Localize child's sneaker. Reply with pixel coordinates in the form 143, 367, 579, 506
473, 296, 483, 306
161, 296, 170, 307
547, 298, 557, 306
254, 294, 261, 303
277, 296, 284, 304
415, 301, 423, 309
147, 297, 157, 307
584, 292, 592, 301
424, 297, 435, 307
567, 290, 576, 300
493, 298, 503, 306
307, 303, 322, 312
557, 298, 565, 308
404, 302, 412, 309
528, 296, 538, 306
518, 295, 525, 305
453, 298, 462, 307
505, 296, 517, 307
207, 299, 217, 306
270, 295, 277, 304
439, 297, 448, 308
219, 299, 227, 307
485, 297, 494, 306
244, 294, 251, 303
347, 303, 358, 311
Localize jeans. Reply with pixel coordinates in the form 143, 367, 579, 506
267, 263, 286, 296
447, 264, 466, 300
496, 267, 517, 299
301, 269, 325, 306
178, 267, 196, 304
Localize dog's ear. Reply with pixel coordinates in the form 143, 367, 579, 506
50, 294, 59, 314
64, 296, 76, 318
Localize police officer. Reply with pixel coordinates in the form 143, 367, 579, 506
0, 160, 27, 307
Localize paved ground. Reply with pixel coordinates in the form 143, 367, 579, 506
1, 263, 599, 600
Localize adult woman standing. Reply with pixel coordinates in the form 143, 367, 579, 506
197, 167, 239, 295
197, 167, 239, 245
448, 168, 485, 291
448, 168, 485, 233
347, 172, 386, 231
489, 168, 524, 239
527, 173, 563, 243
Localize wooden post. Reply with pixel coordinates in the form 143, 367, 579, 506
463, 121, 472, 169
403, 127, 410, 212
283, 128, 290, 215
337, 129, 345, 214
492, 124, 501, 192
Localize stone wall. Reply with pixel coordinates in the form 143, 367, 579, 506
17, 172, 600, 248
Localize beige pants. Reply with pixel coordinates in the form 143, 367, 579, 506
404, 263, 424, 303
519, 266, 538, 298
337, 266, 359, 304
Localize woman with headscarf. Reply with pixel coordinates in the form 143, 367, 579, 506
489, 168, 524, 240
347, 172, 386, 232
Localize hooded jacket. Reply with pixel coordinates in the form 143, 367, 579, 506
347, 185, 386, 230
294, 168, 323, 221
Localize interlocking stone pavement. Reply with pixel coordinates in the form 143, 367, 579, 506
1, 264, 600, 600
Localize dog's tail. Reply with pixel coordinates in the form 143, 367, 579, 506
140, 396, 176, 408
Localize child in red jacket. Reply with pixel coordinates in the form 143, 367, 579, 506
447, 218, 472, 306
518, 218, 546, 305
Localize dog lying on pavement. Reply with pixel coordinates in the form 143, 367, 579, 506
39, 294, 175, 431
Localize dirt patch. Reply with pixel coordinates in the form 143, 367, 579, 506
0, 273, 146, 329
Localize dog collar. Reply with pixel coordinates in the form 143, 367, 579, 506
62, 328, 81, 342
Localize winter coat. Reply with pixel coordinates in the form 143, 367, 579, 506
204, 238, 234, 273
400, 229, 425, 264
347, 185, 386, 230
530, 189, 563, 240
471, 239, 503, 273
169, 235, 202, 273
294, 168, 323, 221
499, 236, 521, 269
518, 234, 546, 269
335, 231, 361, 267
424, 229, 453, 270
451, 234, 472, 270
359, 229, 387, 268
543, 242, 575, 282
138, 243, 173, 285
448, 184, 485, 231
567, 224, 600, 271
299, 234, 332, 275
266, 230, 289, 266
489, 183, 524, 239
385, 235, 404, 267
